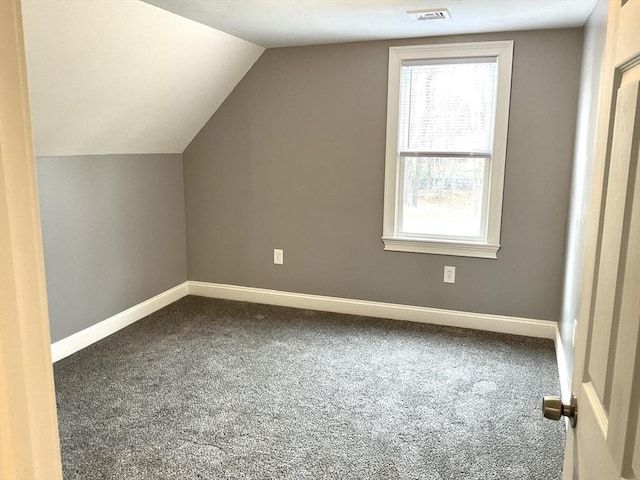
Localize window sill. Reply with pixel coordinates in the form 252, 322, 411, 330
382, 236, 499, 259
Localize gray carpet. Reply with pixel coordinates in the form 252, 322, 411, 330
54, 295, 565, 479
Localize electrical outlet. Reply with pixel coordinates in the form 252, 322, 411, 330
573, 319, 578, 346
444, 266, 456, 284
273, 249, 283, 265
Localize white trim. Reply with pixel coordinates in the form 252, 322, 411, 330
382, 40, 513, 258
382, 237, 499, 258
583, 381, 608, 436
50, 282, 189, 362
554, 324, 572, 403
51, 280, 559, 363
188, 281, 556, 339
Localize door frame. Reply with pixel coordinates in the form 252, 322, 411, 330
0, 0, 63, 477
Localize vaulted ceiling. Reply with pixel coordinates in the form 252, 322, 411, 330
21, 0, 264, 156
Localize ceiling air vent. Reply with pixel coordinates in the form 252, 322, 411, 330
407, 8, 451, 21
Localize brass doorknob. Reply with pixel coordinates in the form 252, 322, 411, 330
542, 395, 577, 427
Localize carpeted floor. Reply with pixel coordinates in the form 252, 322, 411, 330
54, 295, 565, 479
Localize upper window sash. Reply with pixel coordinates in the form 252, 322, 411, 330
398, 55, 499, 155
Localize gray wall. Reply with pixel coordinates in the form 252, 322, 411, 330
37, 154, 187, 342
561, 0, 608, 377
184, 29, 583, 322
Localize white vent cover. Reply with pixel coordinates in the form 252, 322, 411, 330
406, 8, 451, 20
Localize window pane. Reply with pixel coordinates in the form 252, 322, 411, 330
399, 157, 486, 238
398, 61, 497, 153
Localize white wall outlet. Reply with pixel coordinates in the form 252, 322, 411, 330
573, 319, 578, 346
444, 266, 456, 284
273, 249, 283, 265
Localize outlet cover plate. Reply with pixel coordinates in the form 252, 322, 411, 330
444, 266, 456, 283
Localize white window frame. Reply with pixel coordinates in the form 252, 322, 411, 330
382, 41, 513, 259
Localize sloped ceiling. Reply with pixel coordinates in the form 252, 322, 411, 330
143, 0, 598, 48
21, 0, 264, 156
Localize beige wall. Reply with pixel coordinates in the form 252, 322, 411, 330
184, 28, 583, 322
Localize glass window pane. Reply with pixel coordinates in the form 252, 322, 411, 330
398, 61, 497, 153
399, 157, 486, 238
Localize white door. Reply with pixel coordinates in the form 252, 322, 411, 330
564, 0, 640, 479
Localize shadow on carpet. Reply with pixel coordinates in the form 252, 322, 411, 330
54, 295, 565, 479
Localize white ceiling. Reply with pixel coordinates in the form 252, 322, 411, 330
142, 0, 598, 48
21, 0, 264, 156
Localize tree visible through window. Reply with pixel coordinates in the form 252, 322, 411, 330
401, 156, 485, 238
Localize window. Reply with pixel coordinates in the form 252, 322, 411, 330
382, 41, 513, 258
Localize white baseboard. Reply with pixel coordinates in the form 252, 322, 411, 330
554, 325, 572, 402
51, 282, 189, 362
188, 281, 557, 339
52, 280, 559, 363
